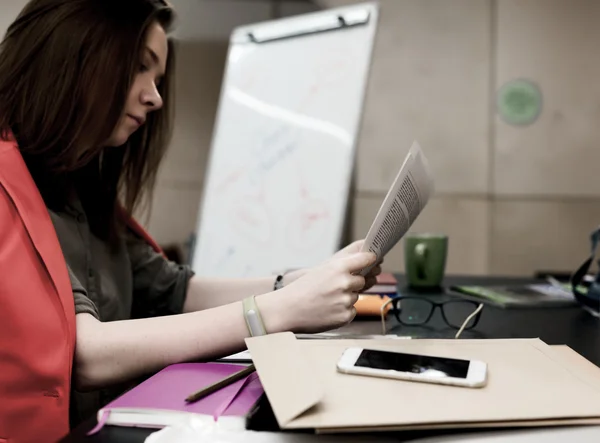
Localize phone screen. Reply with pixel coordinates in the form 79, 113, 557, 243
354, 349, 470, 379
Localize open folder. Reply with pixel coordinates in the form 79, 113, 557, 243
245, 333, 600, 434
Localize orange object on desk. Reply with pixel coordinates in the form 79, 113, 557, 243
354, 294, 393, 317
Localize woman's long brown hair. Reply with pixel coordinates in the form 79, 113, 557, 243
0, 0, 175, 243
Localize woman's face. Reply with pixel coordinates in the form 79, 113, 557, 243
105, 22, 168, 147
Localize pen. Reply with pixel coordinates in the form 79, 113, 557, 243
185, 364, 256, 404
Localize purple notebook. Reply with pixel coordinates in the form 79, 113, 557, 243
93, 363, 264, 432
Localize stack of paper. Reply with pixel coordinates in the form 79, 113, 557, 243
246, 333, 600, 433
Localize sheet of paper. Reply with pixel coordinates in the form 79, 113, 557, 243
360, 141, 434, 274
219, 333, 412, 362
217, 350, 253, 363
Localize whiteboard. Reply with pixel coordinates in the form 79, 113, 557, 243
191, 3, 379, 278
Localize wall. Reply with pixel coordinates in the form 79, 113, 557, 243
3, 0, 599, 277
0, 1, 28, 31
320, 0, 600, 277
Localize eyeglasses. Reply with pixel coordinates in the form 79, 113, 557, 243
380, 296, 484, 339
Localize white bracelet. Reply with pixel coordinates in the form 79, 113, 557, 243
242, 295, 267, 337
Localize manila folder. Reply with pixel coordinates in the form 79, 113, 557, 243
245, 332, 600, 433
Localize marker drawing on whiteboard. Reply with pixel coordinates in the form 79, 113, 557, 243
288, 198, 330, 251
302, 210, 330, 232
288, 203, 330, 251
215, 167, 245, 194
232, 206, 271, 244
242, 264, 254, 277
230, 185, 271, 245
287, 167, 331, 251
258, 141, 297, 174
237, 207, 261, 227
216, 125, 290, 193
262, 126, 288, 151
216, 247, 236, 268
299, 56, 349, 110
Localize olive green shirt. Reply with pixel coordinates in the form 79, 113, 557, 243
48, 197, 194, 426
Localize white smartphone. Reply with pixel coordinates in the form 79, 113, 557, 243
337, 347, 487, 388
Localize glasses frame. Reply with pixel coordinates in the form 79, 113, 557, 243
380, 295, 484, 339
391, 296, 483, 330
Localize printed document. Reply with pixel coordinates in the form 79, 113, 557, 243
360, 141, 434, 274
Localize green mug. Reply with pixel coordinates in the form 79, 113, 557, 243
404, 233, 448, 288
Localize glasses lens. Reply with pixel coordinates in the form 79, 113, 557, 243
443, 301, 480, 329
395, 298, 433, 325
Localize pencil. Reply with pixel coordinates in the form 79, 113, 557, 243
185, 364, 256, 403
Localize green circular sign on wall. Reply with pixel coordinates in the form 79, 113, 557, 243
497, 79, 543, 126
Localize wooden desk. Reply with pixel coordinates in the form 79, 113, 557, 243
60, 275, 600, 442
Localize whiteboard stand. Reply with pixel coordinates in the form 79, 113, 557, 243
192, 2, 380, 278
340, 166, 358, 247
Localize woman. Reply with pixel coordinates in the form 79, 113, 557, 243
0, 1, 381, 441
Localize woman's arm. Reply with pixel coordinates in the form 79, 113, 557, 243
75, 251, 376, 391
74, 293, 284, 391
183, 240, 382, 313
183, 268, 307, 312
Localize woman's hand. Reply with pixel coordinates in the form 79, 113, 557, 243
330, 239, 383, 291
282, 240, 383, 291
263, 251, 377, 334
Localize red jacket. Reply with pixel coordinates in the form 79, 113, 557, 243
0, 138, 163, 442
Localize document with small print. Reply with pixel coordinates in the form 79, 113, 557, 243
360, 141, 434, 275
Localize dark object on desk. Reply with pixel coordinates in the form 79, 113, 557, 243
570, 226, 600, 314
186, 364, 255, 403
449, 283, 577, 308
406, 284, 444, 294
534, 270, 573, 280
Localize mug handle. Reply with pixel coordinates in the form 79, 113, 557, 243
414, 243, 428, 280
